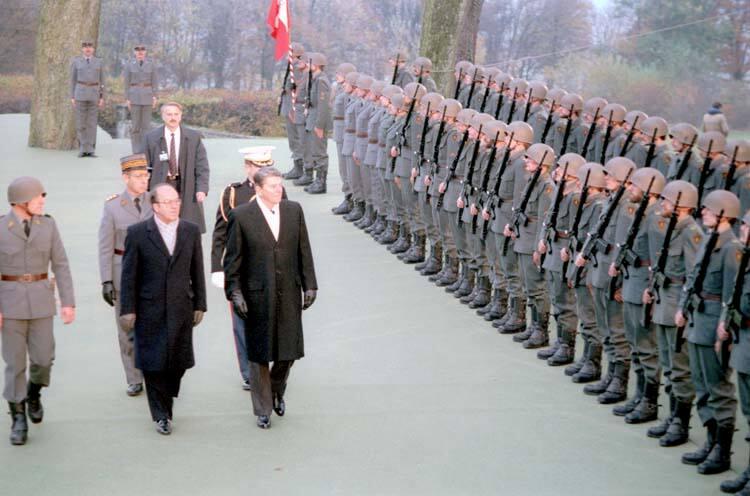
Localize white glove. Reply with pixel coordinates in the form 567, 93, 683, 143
211, 271, 225, 289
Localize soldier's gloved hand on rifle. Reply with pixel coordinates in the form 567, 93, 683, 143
230, 290, 248, 320
574, 253, 587, 267
482, 209, 491, 221
469, 204, 478, 216
503, 224, 513, 238
674, 310, 687, 328
120, 313, 136, 333
642, 289, 654, 305
303, 289, 317, 310
102, 281, 116, 307
560, 247, 571, 262
193, 310, 204, 327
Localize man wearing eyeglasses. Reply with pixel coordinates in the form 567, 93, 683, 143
119, 183, 206, 436
124, 44, 158, 153
97, 154, 153, 397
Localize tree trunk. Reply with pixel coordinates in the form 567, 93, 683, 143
28, 0, 101, 149
419, 0, 484, 95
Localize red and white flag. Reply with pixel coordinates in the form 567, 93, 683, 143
267, 0, 290, 61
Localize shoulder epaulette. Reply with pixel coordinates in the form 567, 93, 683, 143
43, 214, 52, 218
106, 194, 119, 202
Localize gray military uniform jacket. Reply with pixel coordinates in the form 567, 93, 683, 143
590, 192, 631, 290
123, 60, 157, 105
541, 188, 575, 273
281, 64, 306, 117
441, 129, 471, 213
731, 266, 750, 373
98, 190, 153, 291
306, 72, 331, 132
377, 112, 395, 170
365, 107, 385, 167
342, 97, 362, 156
514, 173, 553, 255
553, 116, 581, 156
0, 211, 75, 319
355, 101, 374, 161
333, 90, 349, 144
490, 150, 523, 233
615, 201, 657, 304
70, 56, 104, 101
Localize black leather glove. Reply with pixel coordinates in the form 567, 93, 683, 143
303, 289, 317, 310
193, 310, 204, 327
102, 281, 116, 307
230, 290, 248, 320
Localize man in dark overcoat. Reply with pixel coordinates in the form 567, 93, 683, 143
119, 184, 207, 435
144, 102, 210, 233
224, 167, 317, 429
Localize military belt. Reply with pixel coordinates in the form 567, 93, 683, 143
114, 249, 125, 256
129, 83, 152, 87
635, 259, 651, 268
700, 292, 721, 302
77, 81, 99, 86
368, 139, 379, 144
379, 144, 385, 148
356, 133, 368, 138
345, 128, 356, 133
1, 273, 48, 283
333, 117, 344, 121
555, 231, 570, 239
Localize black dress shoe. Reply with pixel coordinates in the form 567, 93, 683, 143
155, 418, 172, 435
88, 153, 97, 158
257, 415, 271, 429
126, 383, 143, 397
78, 152, 86, 158
273, 393, 286, 416
242, 380, 251, 391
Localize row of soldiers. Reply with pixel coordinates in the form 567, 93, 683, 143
299, 52, 750, 493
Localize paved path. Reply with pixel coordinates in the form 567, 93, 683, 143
0, 114, 738, 495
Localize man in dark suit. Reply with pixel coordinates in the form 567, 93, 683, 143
224, 167, 317, 429
119, 184, 207, 435
144, 102, 210, 233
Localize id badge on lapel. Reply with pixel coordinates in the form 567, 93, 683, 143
159, 151, 169, 162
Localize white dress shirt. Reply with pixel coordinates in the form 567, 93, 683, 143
164, 126, 181, 165
257, 198, 280, 241
154, 216, 179, 255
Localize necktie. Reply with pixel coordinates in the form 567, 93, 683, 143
86, 58, 90, 64
139, 61, 143, 67
23, 220, 30, 237
134, 197, 142, 214
169, 133, 177, 177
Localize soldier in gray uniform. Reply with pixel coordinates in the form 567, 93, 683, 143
98, 154, 153, 396
289, 56, 312, 185
379, 92, 407, 243
360, 80, 388, 232
689, 131, 729, 206
123, 44, 158, 153
412, 57, 438, 93
351, 75, 375, 222
536, 87, 567, 148
667, 123, 700, 181
331, 62, 357, 215
524, 81, 548, 133
280, 43, 307, 181
631, 117, 672, 172
635, 181, 700, 438
576, 97, 608, 162
304, 53, 332, 194
610, 110, 647, 160
70, 40, 104, 157
1, 177, 75, 446
677, 190, 740, 476
389, 51, 413, 88
596, 103, 627, 165
552, 93, 584, 156
373, 85, 402, 242
728, 140, 750, 216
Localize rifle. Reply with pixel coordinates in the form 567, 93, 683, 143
719, 232, 750, 370
479, 76, 493, 113
642, 193, 682, 327
563, 170, 591, 281
390, 87, 419, 174
493, 82, 506, 120
599, 110, 614, 164
482, 132, 515, 240
304, 58, 313, 116
559, 104, 575, 156
391, 54, 400, 85
672, 134, 698, 180
277, 61, 291, 116
454, 68, 464, 100
676, 210, 724, 352
457, 124, 484, 227
540, 161, 570, 270
580, 107, 600, 159
426, 107, 448, 204
573, 169, 633, 287
473, 131, 502, 235
417, 67, 424, 85
694, 140, 715, 217
522, 88, 533, 122
503, 157, 547, 255
608, 176, 656, 300
642, 128, 659, 169
415, 101, 432, 194
466, 68, 478, 108
436, 128, 470, 209
618, 115, 641, 157
723, 144, 740, 191
506, 88, 518, 123
540, 107, 555, 145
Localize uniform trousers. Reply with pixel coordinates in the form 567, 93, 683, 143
518, 253, 549, 324
737, 371, 750, 432
360, 162, 372, 206
75, 100, 98, 153
309, 130, 329, 173
574, 284, 598, 343
115, 296, 143, 385
286, 118, 305, 161
549, 270, 577, 343
623, 302, 647, 380
592, 287, 629, 366
433, 203, 457, 258
249, 360, 294, 417
497, 235, 522, 299
485, 229, 503, 289
688, 342, 737, 427
1, 317, 54, 403
346, 155, 364, 202
400, 176, 421, 234
373, 168, 387, 215
447, 211, 469, 264
129, 104, 151, 153
143, 368, 186, 421
383, 176, 398, 222
648, 324, 694, 402
336, 141, 350, 195
418, 191, 439, 244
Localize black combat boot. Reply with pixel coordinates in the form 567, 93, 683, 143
377, 221, 399, 245
26, 382, 43, 424
455, 268, 476, 299
360, 207, 377, 230
537, 316, 561, 359
492, 295, 514, 329
598, 363, 629, 404
283, 158, 304, 180
523, 314, 549, 349
548, 338, 576, 366
572, 342, 602, 384
344, 200, 365, 222
331, 194, 352, 215
625, 381, 659, 424
354, 204, 372, 228
468, 276, 491, 309
403, 233, 426, 264
698, 423, 733, 475
498, 297, 527, 334
446, 264, 467, 293
436, 256, 460, 287
660, 400, 692, 447
8, 401, 27, 446
584, 361, 614, 395
368, 215, 387, 235
482, 288, 506, 320
564, 338, 589, 375
397, 233, 417, 260
682, 419, 718, 465
419, 242, 442, 275
648, 393, 675, 438
720, 450, 750, 493
390, 224, 411, 254
307, 170, 327, 194
293, 167, 314, 186
430, 253, 449, 282
613, 369, 644, 416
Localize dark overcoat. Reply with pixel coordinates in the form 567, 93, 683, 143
120, 217, 207, 371
223, 199, 317, 363
145, 125, 210, 233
